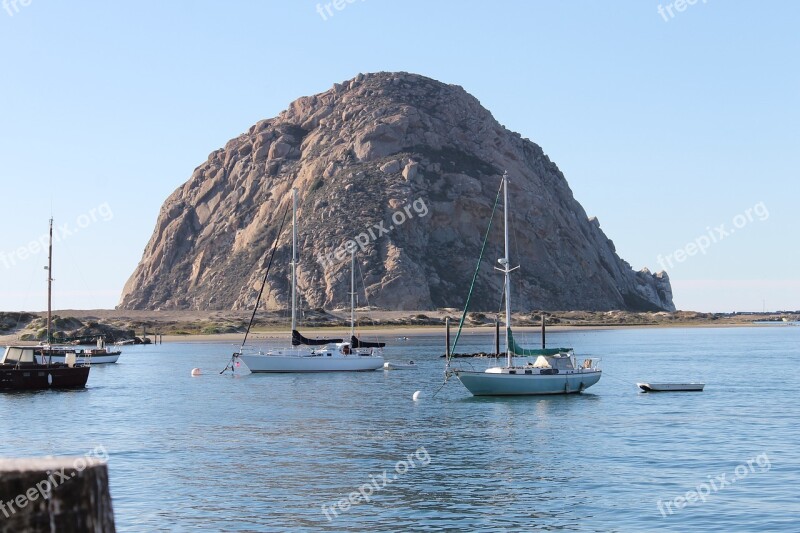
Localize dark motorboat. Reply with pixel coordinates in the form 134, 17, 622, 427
0, 346, 90, 390
0, 218, 91, 391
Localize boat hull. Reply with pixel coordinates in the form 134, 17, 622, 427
35, 347, 121, 365
0, 365, 90, 390
44, 353, 120, 365
384, 362, 417, 370
240, 354, 384, 373
455, 369, 602, 396
638, 382, 705, 392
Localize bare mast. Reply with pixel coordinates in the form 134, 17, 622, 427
46, 218, 53, 346
502, 173, 512, 368
290, 188, 298, 335
350, 250, 355, 340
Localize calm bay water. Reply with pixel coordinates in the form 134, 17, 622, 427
2, 326, 799, 531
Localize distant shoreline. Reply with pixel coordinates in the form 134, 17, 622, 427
156, 322, 774, 344
0, 308, 796, 345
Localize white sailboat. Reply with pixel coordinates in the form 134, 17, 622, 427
235, 188, 383, 373
451, 172, 602, 396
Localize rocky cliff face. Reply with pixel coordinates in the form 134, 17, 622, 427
119, 72, 675, 312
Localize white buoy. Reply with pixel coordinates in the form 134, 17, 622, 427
191, 368, 202, 377
412, 390, 422, 401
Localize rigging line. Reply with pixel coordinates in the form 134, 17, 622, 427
508, 189, 523, 338
507, 192, 537, 349
354, 259, 376, 342
239, 202, 291, 352
448, 178, 504, 361
510, 194, 522, 276
355, 259, 362, 334
597, 367, 639, 388
221, 202, 291, 375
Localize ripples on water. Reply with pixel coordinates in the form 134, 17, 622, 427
1, 326, 799, 531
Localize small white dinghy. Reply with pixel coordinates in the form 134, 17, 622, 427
638, 382, 705, 392
384, 361, 418, 370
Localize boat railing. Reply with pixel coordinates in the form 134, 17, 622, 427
580, 357, 602, 371
237, 345, 266, 356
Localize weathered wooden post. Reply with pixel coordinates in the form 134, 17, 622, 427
0, 457, 115, 532
495, 319, 500, 357
541, 313, 546, 349
445, 317, 450, 358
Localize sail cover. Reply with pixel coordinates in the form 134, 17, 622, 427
291, 330, 343, 346
350, 336, 386, 349
507, 328, 571, 356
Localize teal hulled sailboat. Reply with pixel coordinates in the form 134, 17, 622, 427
449, 172, 602, 396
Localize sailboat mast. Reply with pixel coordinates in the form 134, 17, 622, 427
502, 172, 512, 367
290, 188, 297, 334
47, 218, 53, 345
350, 250, 355, 339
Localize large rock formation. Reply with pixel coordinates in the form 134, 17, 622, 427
119, 72, 675, 312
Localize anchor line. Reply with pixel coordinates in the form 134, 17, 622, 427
220, 203, 291, 375
431, 370, 452, 399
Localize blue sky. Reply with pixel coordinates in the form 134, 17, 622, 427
0, 1, 797, 312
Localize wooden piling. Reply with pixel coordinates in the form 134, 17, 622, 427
0, 457, 115, 532
541, 313, 546, 349
495, 320, 500, 357
445, 317, 450, 358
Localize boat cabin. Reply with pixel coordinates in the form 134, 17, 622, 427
332, 342, 375, 356
1, 346, 37, 366
2, 346, 79, 367
531, 353, 575, 372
